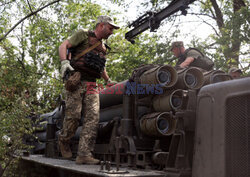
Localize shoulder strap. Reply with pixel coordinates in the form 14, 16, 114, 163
186, 48, 204, 57
75, 41, 101, 60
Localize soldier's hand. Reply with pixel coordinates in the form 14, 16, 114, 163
60, 60, 74, 78
106, 78, 117, 86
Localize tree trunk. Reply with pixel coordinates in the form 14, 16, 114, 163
210, 0, 224, 29
230, 0, 246, 65
210, 0, 246, 66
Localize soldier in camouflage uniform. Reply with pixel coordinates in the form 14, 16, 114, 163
58, 16, 119, 165
171, 41, 214, 71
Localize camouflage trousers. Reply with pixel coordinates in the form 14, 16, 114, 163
59, 81, 99, 157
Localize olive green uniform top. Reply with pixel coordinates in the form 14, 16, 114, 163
68, 29, 103, 80
177, 48, 214, 71
68, 29, 89, 59
185, 49, 202, 60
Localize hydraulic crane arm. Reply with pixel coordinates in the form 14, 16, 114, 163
125, 0, 196, 43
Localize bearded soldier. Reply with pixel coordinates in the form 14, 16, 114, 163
58, 15, 119, 165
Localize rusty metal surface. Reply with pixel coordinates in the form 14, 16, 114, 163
21, 155, 167, 177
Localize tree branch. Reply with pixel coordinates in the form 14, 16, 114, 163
207, 42, 217, 47
26, 0, 33, 13
0, 155, 14, 177
187, 12, 216, 20
233, 0, 246, 12
195, 14, 220, 36
198, 0, 218, 25
198, 1, 214, 16
0, 0, 61, 42
210, 0, 224, 29
0, 0, 14, 7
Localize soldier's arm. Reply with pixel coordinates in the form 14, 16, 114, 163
180, 57, 195, 68
102, 68, 117, 85
101, 68, 109, 82
59, 40, 73, 61
59, 30, 88, 61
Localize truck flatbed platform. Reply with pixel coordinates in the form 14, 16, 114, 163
21, 155, 167, 177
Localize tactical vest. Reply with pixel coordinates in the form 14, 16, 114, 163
177, 48, 214, 71
69, 31, 106, 79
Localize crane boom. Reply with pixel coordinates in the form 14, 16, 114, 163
125, 0, 196, 43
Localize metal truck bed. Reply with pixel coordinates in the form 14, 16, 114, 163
21, 155, 167, 177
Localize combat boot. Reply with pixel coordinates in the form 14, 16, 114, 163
58, 140, 72, 159
75, 155, 100, 165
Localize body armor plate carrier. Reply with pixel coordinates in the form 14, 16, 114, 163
69, 31, 106, 79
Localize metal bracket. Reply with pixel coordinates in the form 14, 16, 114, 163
99, 161, 128, 174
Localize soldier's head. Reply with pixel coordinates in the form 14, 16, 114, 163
228, 67, 242, 79
171, 41, 185, 57
95, 15, 120, 40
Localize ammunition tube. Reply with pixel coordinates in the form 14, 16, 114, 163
140, 65, 178, 88
140, 112, 176, 137
176, 67, 204, 90
203, 70, 231, 85
153, 89, 184, 112
99, 80, 127, 109
212, 74, 232, 83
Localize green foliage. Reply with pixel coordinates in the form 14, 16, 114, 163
0, 0, 249, 176
0, 0, 169, 175
106, 30, 173, 81
0, 38, 38, 176
110, 0, 249, 73
0, 0, 104, 176
0, 100, 34, 177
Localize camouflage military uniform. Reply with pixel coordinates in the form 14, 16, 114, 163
60, 81, 99, 156
59, 16, 119, 162
59, 30, 101, 157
